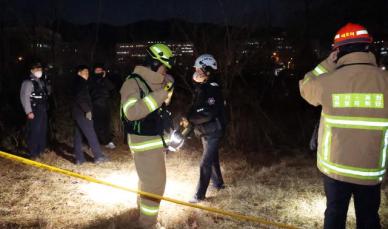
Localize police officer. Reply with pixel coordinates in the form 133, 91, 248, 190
20, 62, 48, 159
72, 65, 107, 165
184, 54, 226, 203
89, 64, 116, 149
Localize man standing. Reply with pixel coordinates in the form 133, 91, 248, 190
120, 43, 174, 228
183, 54, 226, 203
72, 65, 107, 165
89, 64, 116, 149
20, 62, 48, 159
300, 23, 388, 229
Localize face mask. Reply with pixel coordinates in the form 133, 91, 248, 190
34, 71, 43, 78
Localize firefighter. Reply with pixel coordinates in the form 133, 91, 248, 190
183, 54, 226, 203
20, 62, 48, 159
300, 23, 388, 229
72, 65, 108, 165
120, 43, 175, 228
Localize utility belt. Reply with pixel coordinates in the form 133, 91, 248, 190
30, 94, 48, 108
194, 118, 223, 137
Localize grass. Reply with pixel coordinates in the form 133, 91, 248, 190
0, 141, 387, 229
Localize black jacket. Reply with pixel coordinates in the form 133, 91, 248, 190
89, 74, 115, 107
188, 78, 226, 136
72, 75, 92, 115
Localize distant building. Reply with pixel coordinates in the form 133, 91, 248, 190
116, 41, 194, 65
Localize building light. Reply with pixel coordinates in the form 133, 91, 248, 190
17, 56, 23, 61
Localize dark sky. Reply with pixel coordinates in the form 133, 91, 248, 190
4, 0, 307, 26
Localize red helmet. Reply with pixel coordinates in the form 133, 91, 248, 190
333, 23, 373, 48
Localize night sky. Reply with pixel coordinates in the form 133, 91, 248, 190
4, 0, 311, 26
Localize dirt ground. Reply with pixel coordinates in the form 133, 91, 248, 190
0, 143, 387, 229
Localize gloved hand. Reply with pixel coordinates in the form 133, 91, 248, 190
180, 117, 189, 128
164, 91, 173, 105
85, 111, 92, 120
163, 82, 174, 92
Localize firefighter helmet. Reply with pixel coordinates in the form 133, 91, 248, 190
146, 43, 174, 69
333, 23, 373, 48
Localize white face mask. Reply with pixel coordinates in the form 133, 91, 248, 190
34, 71, 43, 78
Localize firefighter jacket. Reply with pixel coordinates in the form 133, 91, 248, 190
188, 78, 225, 137
120, 66, 170, 153
300, 51, 388, 185
20, 75, 48, 114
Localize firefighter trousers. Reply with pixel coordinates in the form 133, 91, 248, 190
133, 148, 166, 228
323, 175, 381, 229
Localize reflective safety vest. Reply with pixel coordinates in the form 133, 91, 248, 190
30, 79, 48, 107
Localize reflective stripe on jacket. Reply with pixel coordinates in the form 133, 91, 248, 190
300, 52, 388, 185
120, 66, 169, 153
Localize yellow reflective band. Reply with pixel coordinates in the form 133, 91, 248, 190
382, 131, 388, 168
123, 98, 138, 114
312, 64, 327, 76
302, 77, 311, 85
324, 117, 388, 128
323, 125, 332, 161
318, 156, 386, 178
140, 203, 159, 216
143, 95, 158, 112
332, 93, 384, 109
129, 138, 165, 153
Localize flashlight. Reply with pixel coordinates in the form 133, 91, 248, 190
168, 130, 185, 152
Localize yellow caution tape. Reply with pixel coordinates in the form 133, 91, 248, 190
0, 151, 298, 229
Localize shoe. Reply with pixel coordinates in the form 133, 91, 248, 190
105, 142, 116, 149
94, 156, 109, 164
188, 196, 204, 204
214, 184, 226, 191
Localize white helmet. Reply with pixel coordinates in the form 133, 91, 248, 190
194, 54, 217, 70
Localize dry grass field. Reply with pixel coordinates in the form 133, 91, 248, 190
0, 142, 387, 229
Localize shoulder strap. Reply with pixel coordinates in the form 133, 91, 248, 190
127, 73, 153, 96
30, 79, 40, 92
336, 63, 374, 70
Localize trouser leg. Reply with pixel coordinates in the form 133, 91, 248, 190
353, 183, 381, 229
74, 114, 103, 160
93, 105, 112, 145
38, 107, 48, 154
26, 108, 43, 157
210, 141, 224, 188
134, 148, 166, 227
323, 175, 352, 229
73, 122, 85, 162
195, 135, 220, 199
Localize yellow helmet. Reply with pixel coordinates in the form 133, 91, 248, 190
146, 43, 175, 69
